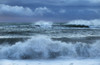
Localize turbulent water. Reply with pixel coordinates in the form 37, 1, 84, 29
0, 21, 100, 65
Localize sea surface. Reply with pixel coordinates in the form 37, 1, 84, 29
0, 21, 100, 65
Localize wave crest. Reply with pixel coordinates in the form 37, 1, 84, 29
67, 19, 100, 28
0, 36, 100, 59
34, 21, 53, 29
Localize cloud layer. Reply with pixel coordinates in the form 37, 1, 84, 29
0, 0, 100, 6
0, 0, 100, 22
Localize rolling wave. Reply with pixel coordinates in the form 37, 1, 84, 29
0, 36, 100, 59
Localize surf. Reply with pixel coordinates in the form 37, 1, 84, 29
0, 36, 100, 59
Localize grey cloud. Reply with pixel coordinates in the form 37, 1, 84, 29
0, 4, 34, 16
0, 4, 53, 16
33, 7, 53, 16
0, 4, 100, 20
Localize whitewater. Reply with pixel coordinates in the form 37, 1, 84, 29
0, 20, 100, 65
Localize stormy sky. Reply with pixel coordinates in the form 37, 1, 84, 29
0, 0, 100, 22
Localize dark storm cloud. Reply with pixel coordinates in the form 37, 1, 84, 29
0, 0, 100, 6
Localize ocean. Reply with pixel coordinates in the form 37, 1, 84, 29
0, 21, 100, 65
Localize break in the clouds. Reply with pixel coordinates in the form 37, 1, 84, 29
0, 0, 100, 22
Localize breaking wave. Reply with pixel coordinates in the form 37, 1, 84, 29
67, 19, 100, 28
34, 21, 53, 29
0, 36, 100, 59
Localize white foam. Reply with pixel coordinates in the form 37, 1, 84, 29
34, 21, 53, 29
0, 59, 100, 65
67, 19, 100, 26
